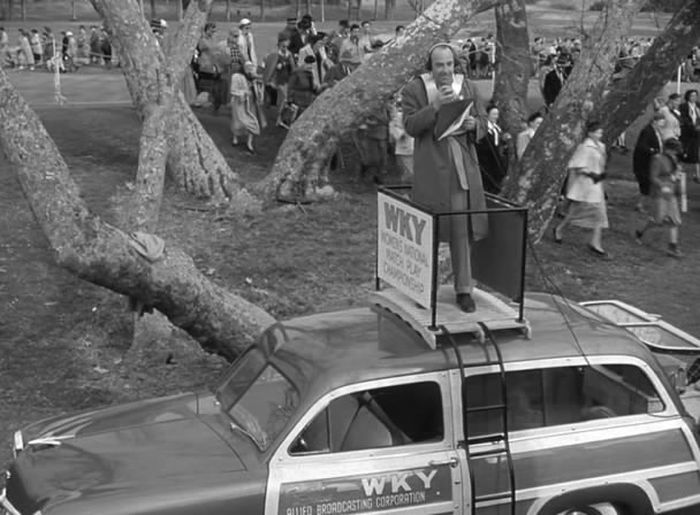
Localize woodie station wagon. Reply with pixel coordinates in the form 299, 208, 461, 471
3, 189, 700, 515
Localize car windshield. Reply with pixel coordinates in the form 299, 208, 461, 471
215, 347, 299, 451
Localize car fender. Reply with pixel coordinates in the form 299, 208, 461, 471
532, 483, 654, 515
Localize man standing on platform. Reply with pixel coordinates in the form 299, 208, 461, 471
402, 43, 488, 313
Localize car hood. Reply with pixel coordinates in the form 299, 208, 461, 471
20, 392, 204, 441
8, 393, 251, 514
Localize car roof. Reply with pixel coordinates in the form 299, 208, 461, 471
271, 292, 661, 400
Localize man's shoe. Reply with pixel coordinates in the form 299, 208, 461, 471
667, 245, 683, 258
634, 229, 644, 245
456, 293, 476, 313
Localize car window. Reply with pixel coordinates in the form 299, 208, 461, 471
290, 381, 443, 455
465, 364, 665, 437
229, 365, 299, 451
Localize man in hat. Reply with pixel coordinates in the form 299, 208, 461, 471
543, 53, 568, 107
280, 17, 299, 47
402, 43, 489, 313
238, 18, 257, 66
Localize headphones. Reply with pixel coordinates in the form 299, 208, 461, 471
425, 42, 459, 71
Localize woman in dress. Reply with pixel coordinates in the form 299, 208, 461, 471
679, 89, 700, 182
553, 121, 609, 256
230, 61, 266, 153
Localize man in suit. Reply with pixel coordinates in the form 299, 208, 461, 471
633, 112, 665, 213
542, 55, 568, 108
402, 43, 488, 313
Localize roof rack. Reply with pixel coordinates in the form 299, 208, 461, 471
375, 185, 530, 349
580, 299, 700, 355
371, 285, 531, 349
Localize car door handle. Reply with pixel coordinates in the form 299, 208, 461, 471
428, 457, 459, 468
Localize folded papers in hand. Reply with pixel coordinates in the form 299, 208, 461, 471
434, 99, 473, 141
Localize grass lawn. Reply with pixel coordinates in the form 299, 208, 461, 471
0, 12, 696, 468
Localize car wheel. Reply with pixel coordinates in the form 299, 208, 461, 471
556, 503, 621, 515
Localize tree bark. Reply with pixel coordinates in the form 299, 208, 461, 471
150, 0, 156, 19
258, 0, 502, 202
500, 0, 642, 241
91, 0, 256, 206
597, 0, 700, 146
492, 0, 531, 136
71, 0, 77, 20
0, 67, 275, 362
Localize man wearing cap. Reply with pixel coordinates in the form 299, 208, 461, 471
238, 18, 257, 66
402, 43, 488, 313
280, 17, 300, 50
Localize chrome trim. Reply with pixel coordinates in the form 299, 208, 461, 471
0, 488, 21, 515
12, 431, 22, 458
26, 437, 64, 449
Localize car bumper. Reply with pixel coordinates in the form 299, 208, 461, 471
0, 488, 21, 515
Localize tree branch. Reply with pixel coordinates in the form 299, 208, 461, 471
0, 66, 275, 361
500, 0, 643, 241
257, 0, 503, 202
597, 0, 700, 145
492, 0, 531, 135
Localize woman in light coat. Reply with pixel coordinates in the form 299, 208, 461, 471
553, 121, 609, 256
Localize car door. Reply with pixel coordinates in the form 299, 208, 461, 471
456, 356, 700, 515
264, 371, 468, 515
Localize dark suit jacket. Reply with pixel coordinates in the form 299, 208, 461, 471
543, 69, 564, 107
632, 123, 662, 193
679, 101, 700, 163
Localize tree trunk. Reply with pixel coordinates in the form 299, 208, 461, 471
305, 0, 311, 16
178, 0, 184, 20
258, 0, 502, 202
91, 0, 256, 206
71, 0, 77, 20
500, 0, 643, 242
150, 0, 156, 19
373, 0, 378, 20
0, 67, 275, 362
597, 0, 700, 146
296, 0, 301, 19
20, 0, 24, 21
260, 0, 265, 21
492, 0, 531, 136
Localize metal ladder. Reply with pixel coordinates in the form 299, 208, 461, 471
439, 322, 516, 515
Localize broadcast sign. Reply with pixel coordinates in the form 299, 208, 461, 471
377, 192, 434, 308
278, 465, 453, 514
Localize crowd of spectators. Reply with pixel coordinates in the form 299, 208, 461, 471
0, 24, 115, 71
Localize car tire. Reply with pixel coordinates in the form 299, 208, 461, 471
556, 503, 621, 515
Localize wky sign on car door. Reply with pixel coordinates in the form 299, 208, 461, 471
278, 465, 452, 515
